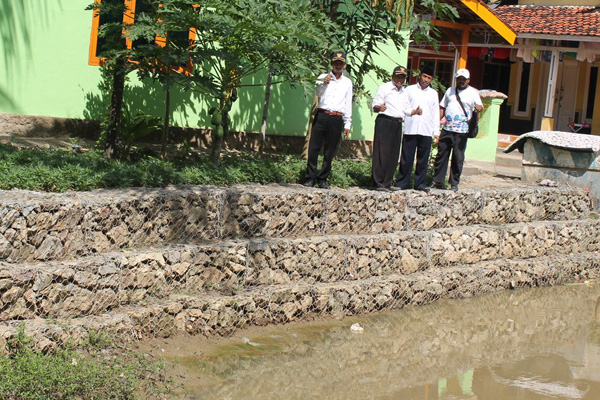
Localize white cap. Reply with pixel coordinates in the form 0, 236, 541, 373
455, 68, 470, 79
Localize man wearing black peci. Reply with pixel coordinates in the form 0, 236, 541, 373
392, 64, 440, 193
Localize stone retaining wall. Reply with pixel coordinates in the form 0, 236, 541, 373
1, 219, 599, 322
0, 182, 599, 350
1, 251, 598, 350
0, 184, 591, 263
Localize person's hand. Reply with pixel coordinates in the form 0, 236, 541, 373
379, 103, 387, 112
344, 129, 350, 139
475, 104, 483, 113
324, 73, 332, 84
434, 134, 440, 144
412, 106, 422, 116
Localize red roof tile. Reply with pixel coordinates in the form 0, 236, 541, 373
493, 5, 600, 37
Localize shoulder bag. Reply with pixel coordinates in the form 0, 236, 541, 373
455, 88, 479, 138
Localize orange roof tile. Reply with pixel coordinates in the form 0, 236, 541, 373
493, 5, 600, 37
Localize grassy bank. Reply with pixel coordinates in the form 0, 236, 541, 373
0, 329, 170, 400
0, 143, 373, 192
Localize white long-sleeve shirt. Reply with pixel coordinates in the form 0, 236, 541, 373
371, 81, 412, 120
403, 83, 440, 137
315, 72, 353, 130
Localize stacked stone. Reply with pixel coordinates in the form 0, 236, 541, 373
0, 183, 598, 349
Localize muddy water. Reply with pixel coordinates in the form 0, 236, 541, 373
147, 284, 600, 399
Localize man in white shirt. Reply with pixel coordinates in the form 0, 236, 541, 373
304, 51, 353, 189
371, 66, 418, 191
392, 64, 440, 193
431, 68, 483, 191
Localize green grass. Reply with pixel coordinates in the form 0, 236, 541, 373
0, 328, 170, 400
0, 143, 374, 192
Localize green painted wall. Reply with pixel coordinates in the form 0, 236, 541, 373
0, 0, 409, 141
465, 98, 505, 163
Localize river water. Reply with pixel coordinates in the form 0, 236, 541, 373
152, 283, 600, 399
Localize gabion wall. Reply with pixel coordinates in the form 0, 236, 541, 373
0, 184, 598, 349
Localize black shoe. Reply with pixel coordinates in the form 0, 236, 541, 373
375, 187, 391, 192
389, 186, 404, 192
303, 179, 315, 187
415, 186, 431, 193
431, 182, 449, 190
451, 185, 459, 192
317, 180, 330, 189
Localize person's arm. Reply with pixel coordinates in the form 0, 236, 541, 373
343, 80, 353, 137
431, 91, 441, 134
315, 73, 330, 98
372, 84, 385, 113
401, 90, 415, 118
473, 88, 484, 113
439, 89, 449, 120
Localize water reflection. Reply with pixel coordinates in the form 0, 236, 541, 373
162, 284, 600, 399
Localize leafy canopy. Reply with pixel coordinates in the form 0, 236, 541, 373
126, 0, 335, 96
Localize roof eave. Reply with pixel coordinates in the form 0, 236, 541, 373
460, 0, 517, 45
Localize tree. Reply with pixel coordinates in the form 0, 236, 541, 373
87, 0, 136, 159
128, 0, 335, 165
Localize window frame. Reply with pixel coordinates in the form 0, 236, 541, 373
514, 60, 532, 118
88, 0, 196, 75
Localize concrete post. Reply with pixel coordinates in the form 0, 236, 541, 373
465, 95, 505, 165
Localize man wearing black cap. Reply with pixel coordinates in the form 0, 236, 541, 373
304, 51, 353, 189
392, 64, 439, 193
371, 66, 419, 191
431, 68, 483, 192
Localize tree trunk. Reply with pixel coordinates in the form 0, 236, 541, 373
105, 56, 126, 159
161, 86, 171, 159
259, 63, 274, 155
210, 130, 223, 165
301, 95, 319, 159
210, 97, 227, 166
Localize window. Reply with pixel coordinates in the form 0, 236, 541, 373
514, 61, 531, 117
88, 0, 133, 66
89, 0, 195, 74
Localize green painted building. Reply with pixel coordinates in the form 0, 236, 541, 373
0, 0, 409, 142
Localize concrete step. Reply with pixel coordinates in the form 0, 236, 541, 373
498, 134, 520, 149
3, 251, 599, 349
496, 148, 523, 168
2, 218, 598, 322
0, 184, 592, 263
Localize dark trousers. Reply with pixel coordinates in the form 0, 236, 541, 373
395, 134, 433, 189
432, 129, 469, 186
305, 111, 344, 182
372, 115, 403, 188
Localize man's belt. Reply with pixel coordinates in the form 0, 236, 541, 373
377, 114, 403, 123
318, 109, 343, 116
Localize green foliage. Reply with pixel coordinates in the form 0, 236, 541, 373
128, 0, 335, 95
313, 0, 458, 99
124, 0, 335, 163
0, 327, 168, 400
120, 108, 163, 159
0, 143, 381, 192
